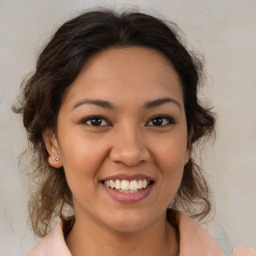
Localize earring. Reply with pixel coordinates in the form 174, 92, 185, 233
55, 157, 60, 161
168, 201, 174, 208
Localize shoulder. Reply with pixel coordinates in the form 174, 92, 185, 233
176, 211, 256, 256
233, 244, 256, 256
175, 211, 226, 256
27, 222, 72, 256
201, 220, 233, 256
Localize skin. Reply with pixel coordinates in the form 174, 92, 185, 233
44, 46, 191, 256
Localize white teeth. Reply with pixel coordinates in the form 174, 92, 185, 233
130, 180, 138, 190
138, 180, 143, 189
142, 179, 147, 188
121, 180, 130, 190
115, 180, 121, 189
110, 180, 115, 188
103, 179, 151, 193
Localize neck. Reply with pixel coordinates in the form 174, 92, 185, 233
66, 213, 179, 256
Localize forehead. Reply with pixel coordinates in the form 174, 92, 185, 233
62, 46, 183, 109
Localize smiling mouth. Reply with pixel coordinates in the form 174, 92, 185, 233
101, 179, 155, 193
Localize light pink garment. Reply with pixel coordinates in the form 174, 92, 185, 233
233, 244, 256, 256
27, 212, 255, 256
27, 222, 72, 256
177, 213, 224, 255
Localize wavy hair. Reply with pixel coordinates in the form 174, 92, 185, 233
13, 9, 215, 237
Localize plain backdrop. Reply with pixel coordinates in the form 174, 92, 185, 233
0, 0, 255, 255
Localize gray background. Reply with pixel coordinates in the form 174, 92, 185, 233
0, 0, 255, 255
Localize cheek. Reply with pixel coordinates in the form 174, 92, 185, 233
154, 134, 188, 192
58, 136, 108, 188
59, 131, 105, 165
156, 134, 188, 169
159, 149, 185, 189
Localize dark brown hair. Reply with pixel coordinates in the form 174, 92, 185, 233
13, 9, 215, 237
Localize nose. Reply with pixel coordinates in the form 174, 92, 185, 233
109, 126, 150, 167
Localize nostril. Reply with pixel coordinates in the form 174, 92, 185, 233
109, 141, 150, 166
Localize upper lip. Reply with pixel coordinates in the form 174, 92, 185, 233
100, 173, 155, 182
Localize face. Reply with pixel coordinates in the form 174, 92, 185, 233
45, 46, 190, 233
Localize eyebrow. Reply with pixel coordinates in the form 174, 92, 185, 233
72, 97, 181, 110
144, 97, 181, 110
73, 99, 116, 109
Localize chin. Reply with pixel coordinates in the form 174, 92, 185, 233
102, 209, 162, 233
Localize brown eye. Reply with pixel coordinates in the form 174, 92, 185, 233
90, 117, 103, 126
82, 116, 110, 126
147, 115, 175, 126
152, 117, 164, 126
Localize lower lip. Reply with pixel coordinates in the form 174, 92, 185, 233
102, 183, 153, 203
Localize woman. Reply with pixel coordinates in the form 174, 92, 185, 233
14, 9, 254, 256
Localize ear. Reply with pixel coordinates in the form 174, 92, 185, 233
184, 130, 193, 165
43, 130, 62, 168
184, 145, 192, 165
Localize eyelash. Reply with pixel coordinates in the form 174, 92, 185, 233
80, 115, 111, 126
80, 115, 176, 127
146, 115, 176, 127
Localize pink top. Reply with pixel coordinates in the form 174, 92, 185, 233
27, 212, 255, 256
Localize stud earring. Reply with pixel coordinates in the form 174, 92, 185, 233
168, 201, 174, 208
55, 157, 60, 161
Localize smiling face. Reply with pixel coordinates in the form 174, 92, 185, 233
44, 46, 190, 234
